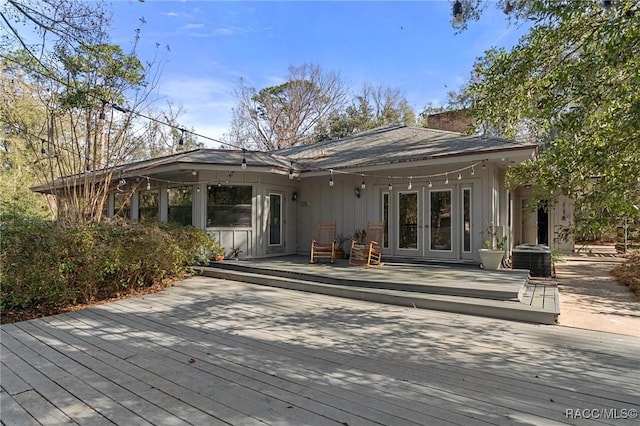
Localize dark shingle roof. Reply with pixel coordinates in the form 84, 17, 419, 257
277, 125, 537, 171
116, 149, 291, 173
32, 126, 536, 192
31, 149, 291, 192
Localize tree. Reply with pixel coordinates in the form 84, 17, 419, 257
0, 62, 52, 218
1, 0, 171, 226
452, 0, 640, 235
229, 63, 348, 150
313, 83, 416, 142
138, 102, 201, 160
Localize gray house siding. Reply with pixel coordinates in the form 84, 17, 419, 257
296, 161, 505, 263
41, 126, 543, 264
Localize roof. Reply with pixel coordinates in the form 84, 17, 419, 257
277, 125, 537, 171
31, 148, 292, 193
114, 148, 292, 173
32, 126, 537, 192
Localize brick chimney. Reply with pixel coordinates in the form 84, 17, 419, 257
425, 110, 474, 133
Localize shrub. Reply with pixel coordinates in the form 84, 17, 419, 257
1, 214, 218, 320
612, 252, 640, 301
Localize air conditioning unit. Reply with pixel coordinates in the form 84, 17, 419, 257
512, 244, 552, 277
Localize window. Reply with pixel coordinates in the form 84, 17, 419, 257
114, 192, 131, 219
269, 193, 282, 245
207, 186, 252, 227
463, 188, 471, 252
168, 186, 192, 226
138, 190, 159, 222
382, 192, 389, 248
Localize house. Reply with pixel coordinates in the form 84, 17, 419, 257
32, 125, 573, 262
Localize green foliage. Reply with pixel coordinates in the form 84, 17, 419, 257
55, 43, 146, 110
459, 0, 640, 235
481, 224, 507, 250
2, 1, 173, 226
313, 84, 416, 142
0, 215, 218, 316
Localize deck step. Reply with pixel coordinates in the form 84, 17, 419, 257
207, 261, 522, 301
197, 266, 559, 325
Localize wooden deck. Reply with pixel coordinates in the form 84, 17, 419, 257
202, 256, 559, 324
2, 276, 639, 425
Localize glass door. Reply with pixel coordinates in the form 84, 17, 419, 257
397, 191, 419, 254
427, 189, 453, 257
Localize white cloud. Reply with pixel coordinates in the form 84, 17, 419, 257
159, 76, 235, 104
186, 123, 232, 147
183, 26, 257, 38
156, 75, 238, 141
183, 23, 205, 30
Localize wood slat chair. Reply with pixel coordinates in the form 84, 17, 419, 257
349, 221, 384, 268
310, 222, 336, 264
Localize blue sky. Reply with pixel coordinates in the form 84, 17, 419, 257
109, 1, 530, 145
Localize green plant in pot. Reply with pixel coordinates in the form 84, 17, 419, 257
335, 233, 351, 259
227, 247, 242, 260
211, 244, 225, 261
479, 224, 507, 270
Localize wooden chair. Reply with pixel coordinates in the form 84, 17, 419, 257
310, 222, 336, 263
349, 221, 384, 268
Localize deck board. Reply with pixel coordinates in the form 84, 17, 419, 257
94, 286, 636, 417
2, 276, 639, 425
74, 308, 492, 426
95, 279, 638, 396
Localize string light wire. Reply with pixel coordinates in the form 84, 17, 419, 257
2, 53, 491, 188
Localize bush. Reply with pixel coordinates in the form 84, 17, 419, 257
612, 252, 640, 301
1, 215, 218, 321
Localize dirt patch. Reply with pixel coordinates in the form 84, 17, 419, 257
555, 258, 640, 337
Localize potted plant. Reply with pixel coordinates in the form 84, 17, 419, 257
335, 233, 351, 259
479, 224, 507, 270
211, 245, 225, 262
353, 229, 367, 244
227, 247, 242, 260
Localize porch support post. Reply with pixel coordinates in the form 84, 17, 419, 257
159, 186, 168, 223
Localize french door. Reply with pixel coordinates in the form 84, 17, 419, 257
426, 188, 453, 258
392, 185, 474, 259
396, 191, 419, 255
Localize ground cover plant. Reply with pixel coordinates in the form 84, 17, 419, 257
1, 214, 218, 323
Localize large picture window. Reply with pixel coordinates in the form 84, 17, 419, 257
168, 186, 192, 226
207, 186, 252, 227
